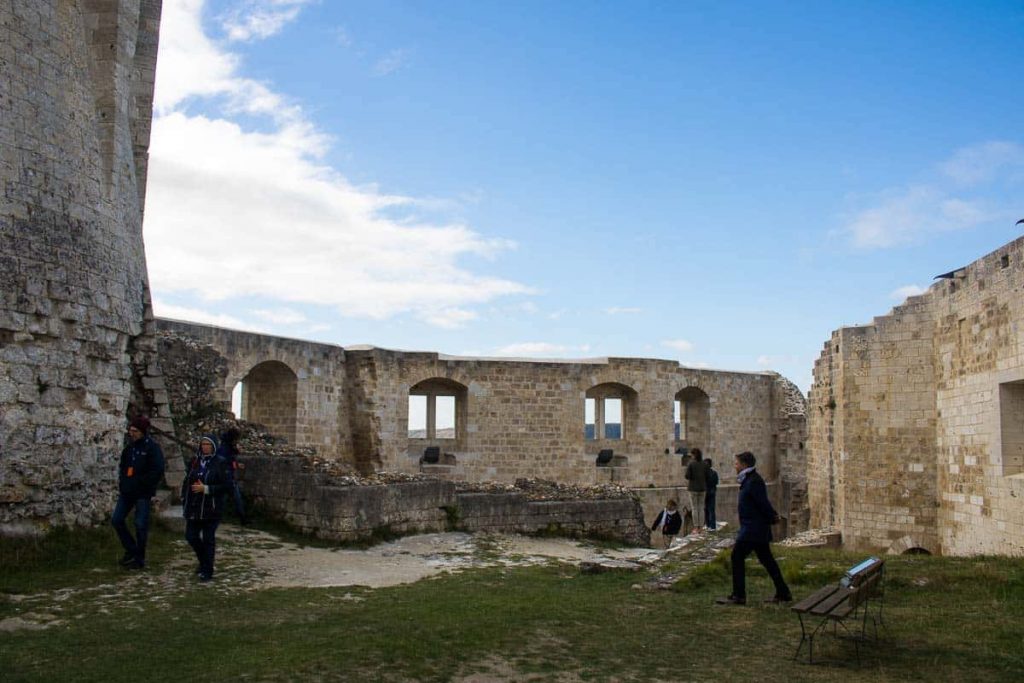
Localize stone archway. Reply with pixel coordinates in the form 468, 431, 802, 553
887, 535, 935, 556
237, 360, 298, 444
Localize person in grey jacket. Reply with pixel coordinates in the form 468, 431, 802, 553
181, 434, 230, 581
684, 447, 708, 531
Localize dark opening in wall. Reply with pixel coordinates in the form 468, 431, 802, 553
903, 547, 932, 556
1000, 254, 1010, 269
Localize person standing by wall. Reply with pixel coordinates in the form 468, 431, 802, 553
650, 499, 683, 548
217, 427, 247, 525
182, 434, 230, 582
716, 451, 792, 605
684, 447, 707, 531
703, 458, 719, 530
111, 416, 165, 570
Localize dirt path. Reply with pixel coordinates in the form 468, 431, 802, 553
0, 527, 664, 633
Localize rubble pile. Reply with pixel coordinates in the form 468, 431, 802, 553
777, 527, 840, 547
457, 478, 637, 502
156, 332, 230, 425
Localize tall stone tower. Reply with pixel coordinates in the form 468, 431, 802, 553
0, 1, 166, 533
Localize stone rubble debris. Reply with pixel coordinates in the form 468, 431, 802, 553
776, 527, 839, 548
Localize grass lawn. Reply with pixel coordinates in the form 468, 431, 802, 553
1, 524, 1022, 682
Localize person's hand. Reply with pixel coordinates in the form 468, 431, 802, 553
190, 481, 206, 494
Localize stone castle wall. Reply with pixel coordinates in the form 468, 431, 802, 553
1, 0, 164, 532
807, 236, 1024, 556
241, 454, 650, 545
157, 320, 806, 509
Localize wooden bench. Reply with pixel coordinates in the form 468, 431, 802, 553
791, 557, 886, 664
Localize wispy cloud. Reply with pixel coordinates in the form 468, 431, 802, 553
840, 141, 1024, 249
940, 141, 1024, 187
661, 339, 695, 353
332, 26, 353, 48
889, 284, 928, 301
154, 299, 266, 333
251, 307, 307, 325
492, 342, 592, 357
221, 0, 313, 43
605, 307, 642, 315
372, 49, 410, 77
146, 0, 529, 330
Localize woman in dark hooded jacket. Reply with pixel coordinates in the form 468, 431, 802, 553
181, 434, 230, 581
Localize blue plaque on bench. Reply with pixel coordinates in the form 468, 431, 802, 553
841, 557, 880, 587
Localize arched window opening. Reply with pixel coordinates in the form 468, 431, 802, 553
675, 386, 710, 451
903, 547, 932, 556
237, 361, 298, 444
408, 378, 467, 443
585, 383, 637, 442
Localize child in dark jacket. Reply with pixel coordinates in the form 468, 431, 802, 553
181, 434, 230, 581
651, 499, 683, 548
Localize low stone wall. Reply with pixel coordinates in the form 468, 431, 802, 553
242, 455, 454, 540
455, 493, 650, 546
241, 455, 649, 545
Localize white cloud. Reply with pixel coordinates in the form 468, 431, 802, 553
661, 339, 694, 353
153, 299, 266, 333
841, 141, 1023, 249
492, 342, 593, 357
420, 308, 478, 329
940, 141, 1024, 187
605, 307, 642, 315
372, 49, 410, 77
889, 284, 928, 301
146, 0, 529, 330
332, 26, 352, 48
251, 307, 307, 325
221, 0, 312, 43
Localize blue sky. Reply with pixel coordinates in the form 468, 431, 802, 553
144, 0, 1024, 392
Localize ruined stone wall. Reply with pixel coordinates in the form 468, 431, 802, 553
807, 236, 1024, 557
1, 0, 163, 532
241, 454, 649, 544
155, 320, 353, 460
932, 239, 1024, 556
346, 349, 790, 489
154, 321, 805, 493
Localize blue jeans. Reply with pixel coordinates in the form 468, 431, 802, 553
111, 495, 151, 564
705, 490, 717, 530
185, 519, 220, 578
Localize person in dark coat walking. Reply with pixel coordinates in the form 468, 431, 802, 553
703, 458, 719, 530
716, 451, 792, 605
111, 416, 165, 569
181, 434, 230, 581
651, 499, 683, 548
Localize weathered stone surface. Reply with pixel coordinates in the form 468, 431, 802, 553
240, 454, 650, 545
0, 0, 165, 532
808, 237, 1024, 557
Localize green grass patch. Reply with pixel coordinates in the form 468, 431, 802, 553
1, 532, 1022, 682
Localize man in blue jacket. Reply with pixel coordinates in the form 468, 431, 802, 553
716, 451, 792, 605
111, 416, 165, 569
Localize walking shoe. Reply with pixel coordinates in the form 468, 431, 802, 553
198, 573, 213, 582
715, 595, 746, 605
126, 559, 145, 570
119, 553, 136, 567
763, 595, 793, 604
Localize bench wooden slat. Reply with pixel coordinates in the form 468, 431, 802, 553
792, 583, 842, 613
809, 587, 854, 616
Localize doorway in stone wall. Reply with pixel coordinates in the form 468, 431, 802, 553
232, 361, 298, 444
